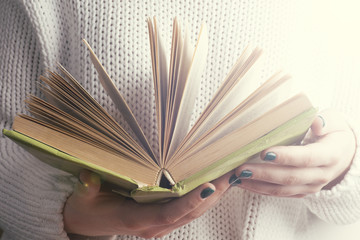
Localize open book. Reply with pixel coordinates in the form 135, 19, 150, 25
3, 17, 316, 202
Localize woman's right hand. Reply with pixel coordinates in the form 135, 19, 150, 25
64, 170, 233, 238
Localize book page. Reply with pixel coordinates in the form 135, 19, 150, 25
166, 23, 209, 159
163, 20, 193, 160
83, 40, 156, 162
25, 96, 157, 166
37, 70, 153, 163
172, 72, 294, 161
12, 116, 160, 186
147, 17, 169, 164
170, 47, 264, 160
167, 93, 313, 181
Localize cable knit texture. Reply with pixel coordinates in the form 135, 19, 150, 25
0, 1, 360, 240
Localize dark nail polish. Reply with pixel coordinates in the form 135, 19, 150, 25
264, 152, 276, 161
239, 170, 252, 179
78, 177, 88, 188
78, 177, 83, 185
201, 187, 215, 199
318, 115, 325, 127
229, 174, 242, 185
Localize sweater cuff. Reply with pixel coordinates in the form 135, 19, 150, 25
303, 118, 360, 224
0, 140, 76, 240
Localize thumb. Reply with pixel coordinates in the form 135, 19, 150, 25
74, 170, 102, 199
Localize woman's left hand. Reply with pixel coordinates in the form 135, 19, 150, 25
233, 109, 357, 197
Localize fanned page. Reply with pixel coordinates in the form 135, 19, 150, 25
37, 69, 153, 164
165, 22, 209, 159
11, 66, 162, 185
168, 93, 314, 182
147, 17, 168, 164
38, 69, 145, 158
167, 46, 264, 163
168, 72, 293, 165
83, 40, 156, 162
163, 18, 193, 161
12, 116, 160, 186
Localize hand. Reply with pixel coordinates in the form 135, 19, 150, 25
232, 109, 357, 197
64, 170, 234, 238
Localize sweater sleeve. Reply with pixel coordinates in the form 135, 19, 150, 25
0, 1, 75, 239
303, 120, 360, 225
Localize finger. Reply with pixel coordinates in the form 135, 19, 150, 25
127, 182, 216, 230
178, 171, 233, 221
260, 130, 354, 168
153, 172, 234, 238
238, 179, 322, 197
311, 110, 351, 137
235, 164, 331, 186
73, 170, 101, 199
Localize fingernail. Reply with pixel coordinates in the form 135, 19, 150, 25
318, 115, 325, 128
200, 187, 215, 199
264, 152, 276, 161
239, 170, 252, 179
229, 174, 242, 185
78, 177, 89, 188
78, 172, 89, 187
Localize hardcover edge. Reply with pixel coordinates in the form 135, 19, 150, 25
2, 107, 316, 203
2, 129, 139, 192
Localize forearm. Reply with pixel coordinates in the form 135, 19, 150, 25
0, 140, 76, 239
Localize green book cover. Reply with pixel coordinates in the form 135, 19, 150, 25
2, 17, 317, 203
3, 107, 316, 203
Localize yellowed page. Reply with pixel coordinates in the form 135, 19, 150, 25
38, 71, 153, 163
163, 21, 192, 160
13, 116, 160, 186
172, 47, 263, 161
168, 94, 313, 181
166, 23, 208, 159
83, 39, 156, 162
170, 72, 293, 162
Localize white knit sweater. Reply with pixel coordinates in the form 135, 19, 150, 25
1, 1, 360, 240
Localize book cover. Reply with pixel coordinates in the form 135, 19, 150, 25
3, 17, 316, 203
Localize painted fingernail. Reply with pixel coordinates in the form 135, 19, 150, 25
318, 115, 325, 128
264, 152, 277, 161
78, 172, 89, 187
78, 177, 89, 188
201, 187, 215, 199
229, 174, 242, 185
239, 170, 252, 179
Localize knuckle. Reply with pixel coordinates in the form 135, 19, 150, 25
257, 171, 272, 182
186, 210, 203, 220
123, 221, 140, 230
186, 199, 200, 210
283, 175, 298, 185
316, 169, 331, 185
120, 213, 140, 230
159, 213, 177, 225
316, 176, 329, 185
303, 154, 315, 167
270, 188, 285, 196
329, 154, 341, 165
